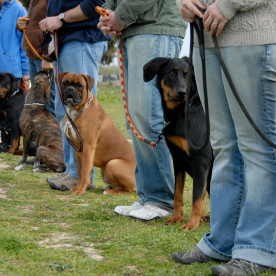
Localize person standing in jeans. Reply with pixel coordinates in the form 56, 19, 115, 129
39, 0, 110, 191
172, 1, 276, 275
98, 1, 187, 220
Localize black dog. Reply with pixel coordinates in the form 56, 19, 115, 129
143, 57, 213, 230
0, 72, 26, 155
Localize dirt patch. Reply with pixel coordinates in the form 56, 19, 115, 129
0, 188, 9, 199
38, 232, 104, 261
0, 158, 10, 171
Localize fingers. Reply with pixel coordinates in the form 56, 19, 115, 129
180, 0, 206, 23
203, 3, 228, 36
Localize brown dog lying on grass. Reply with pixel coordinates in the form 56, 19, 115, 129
59, 72, 136, 195
15, 71, 66, 173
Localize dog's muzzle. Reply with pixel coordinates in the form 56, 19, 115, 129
63, 86, 81, 107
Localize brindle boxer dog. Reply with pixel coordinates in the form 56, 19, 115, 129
16, 71, 66, 173
59, 72, 136, 196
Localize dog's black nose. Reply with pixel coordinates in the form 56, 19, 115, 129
177, 89, 186, 96
67, 86, 75, 93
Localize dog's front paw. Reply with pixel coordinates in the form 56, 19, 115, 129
181, 219, 200, 231
14, 163, 26, 171
166, 214, 183, 225
72, 189, 86, 196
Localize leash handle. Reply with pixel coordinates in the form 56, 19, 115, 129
95, 6, 110, 16
95, 7, 159, 147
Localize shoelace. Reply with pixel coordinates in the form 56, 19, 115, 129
230, 259, 259, 276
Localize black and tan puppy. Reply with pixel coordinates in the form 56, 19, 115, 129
16, 71, 66, 173
143, 57, 213, 230
0, 72, 26, 154
59, 72, 136, 196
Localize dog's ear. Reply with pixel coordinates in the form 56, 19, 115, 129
57, 72, 70, 84
8, 73, 20, 92
143, 57, 170, 82
81, 74, 94, 91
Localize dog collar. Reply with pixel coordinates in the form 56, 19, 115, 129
74, 96, 93, 118
24, 103, 45, 106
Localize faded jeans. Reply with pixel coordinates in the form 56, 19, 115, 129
194, 45, 276, 267
121, 34, 183, 210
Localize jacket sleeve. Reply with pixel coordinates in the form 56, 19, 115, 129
102, 0, 117, 11
18, 8, 29, 75
216, 0, 269, 20
80, 0, 107, 19
114, 0, 159, 27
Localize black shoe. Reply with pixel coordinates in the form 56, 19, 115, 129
172, 246, 215, 264
212, 259, 270, 276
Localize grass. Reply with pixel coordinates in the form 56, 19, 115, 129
0, 84, 274, 276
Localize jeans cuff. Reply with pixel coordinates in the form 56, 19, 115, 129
197, 235, 232, 261
232, 248, 276, 268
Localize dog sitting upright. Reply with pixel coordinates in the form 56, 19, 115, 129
143, 57, 213, 230
16, 71, 66, 173
59, 72, 136, 196
0, 72, 26, 154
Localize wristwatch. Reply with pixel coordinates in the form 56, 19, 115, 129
58, 13, 67, 25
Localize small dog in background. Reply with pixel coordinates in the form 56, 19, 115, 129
59, 72, 136, 196
15, 71, 66, 173
143, 57, 213, 230
0, 72, 26, 155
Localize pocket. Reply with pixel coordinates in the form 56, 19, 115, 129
3, 53, 19, 66
91, 42, 107, 64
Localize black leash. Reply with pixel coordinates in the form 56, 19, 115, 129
187, 7, 276, 150
185, 16, 210, 151
54, 31, 83, 152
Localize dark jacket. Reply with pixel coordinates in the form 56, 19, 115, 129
47, 0, 110, 44
23, 0, 48, 60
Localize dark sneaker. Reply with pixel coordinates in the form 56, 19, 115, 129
47, 172, 67, 183
212, 259, 270, 276
172, 246, 215, 264
48, 174, 96, 191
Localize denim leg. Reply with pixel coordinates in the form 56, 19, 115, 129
194, 45, 276, 266
121, 35, 183, 210
29, 59, 55, 117
53, 40, 107, 180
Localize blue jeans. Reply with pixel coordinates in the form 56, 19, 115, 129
29, 58, 55, 117
193, 45, 276, 267
121, 34, 183, 210
53, 40, 107, 180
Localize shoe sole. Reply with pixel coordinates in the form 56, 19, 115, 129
128, 215, 161, 221
48, 182, 95, 191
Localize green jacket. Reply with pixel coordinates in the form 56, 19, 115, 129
103, 0, 187, 39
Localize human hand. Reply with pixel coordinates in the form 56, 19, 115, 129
22, 74, 30, 82
203, 3, 228, 36
41, 60, 54, 71
97, 11, 124, 37
39, 16, 63, 33
179, 0, 206, 22
16, 16, 29, 31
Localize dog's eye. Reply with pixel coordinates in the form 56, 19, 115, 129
62, 81, 69, 86
169, 71, 175, 76
77, 84, 83, 90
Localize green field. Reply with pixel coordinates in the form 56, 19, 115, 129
0, 84, 273, 275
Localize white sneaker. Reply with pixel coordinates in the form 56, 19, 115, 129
114, 201, 143, 216
128, 203, 173, 221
